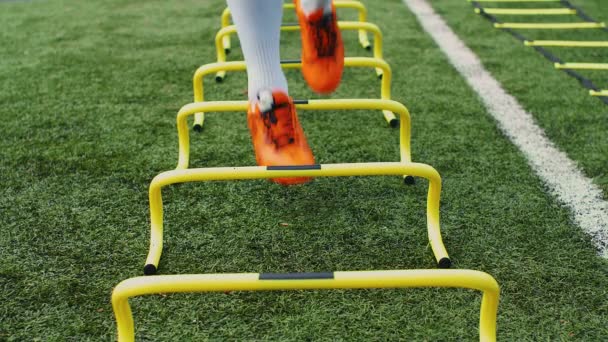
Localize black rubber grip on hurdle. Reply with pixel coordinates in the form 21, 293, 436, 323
144, 264, 157, 275
293, 99, 309, 105
281, 59, 302, 64
267, 164, 321, 171
438, 257, 452, 269
259, 272, 334, 280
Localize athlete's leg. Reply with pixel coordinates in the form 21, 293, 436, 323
300, 0, 332, 16
226, 0, 287, 101
226, 0, 315, 185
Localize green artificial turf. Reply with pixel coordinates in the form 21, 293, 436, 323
0, 0, 607, 340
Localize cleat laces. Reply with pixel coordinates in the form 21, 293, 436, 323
261, 102, 296, 148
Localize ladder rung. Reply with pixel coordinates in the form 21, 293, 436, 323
477, 8, 576, 15
495, 22, 606, 29
555, 63, 608, 70
590, 90, 608, 97
525, 40, 608, 47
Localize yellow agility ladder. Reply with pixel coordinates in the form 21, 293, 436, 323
469, 0, 608, 104
112, 270, 500, 341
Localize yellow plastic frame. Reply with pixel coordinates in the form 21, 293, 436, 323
590, 90, 608, 97
143, 162, 450, 275
112, 269, 499, 342
220, 0, 372, 52
214, 21, 385, 79
524, 40, 608, 47
494, 22, 606, 29
191, 58, 396, 130
176, 99, 411, 171
476, 8, 576, 15
554, 62, 608, 70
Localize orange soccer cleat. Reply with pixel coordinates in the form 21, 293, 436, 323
294, 0, 344, 94
247, 89, 316, 185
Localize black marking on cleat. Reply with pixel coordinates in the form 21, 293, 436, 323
438, 258, 452, 269
281, 59, 302, 64
267, 164, 321, 171
293, 99, 309, 105
259, 272, 334, 280
144, 264, 157, 275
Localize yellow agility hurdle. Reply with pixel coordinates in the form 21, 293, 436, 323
112, 269, 499, 341
554, 62, 608, 70
176, 100, 411, 171
494, 22, 606, 29
220, 0, 372, 53
476, 8, 576, 15
191, 58, 397, 131
524, 40, 608, 47
214, 21, 385, 80
143, 162, 450, 274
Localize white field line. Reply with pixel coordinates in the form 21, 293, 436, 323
403, 0, 608, 258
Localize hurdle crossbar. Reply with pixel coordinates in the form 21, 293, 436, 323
524, 40, 608, 47
215, 21, 385, 79
220, 0, 371, 52
177, 99, 411, 171
494, 22, 606, 29
476, 8, 576, 15
192, 58, 396, 130
555, 62, 608, 70
113, 270, 499, 341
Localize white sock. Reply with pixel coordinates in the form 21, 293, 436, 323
300, 0, 332, 16
226, 0, 288, 101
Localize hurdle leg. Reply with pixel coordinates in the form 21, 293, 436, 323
144, 183, 164, 275
220, 7, 232, 54
359, 29, 371, 50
